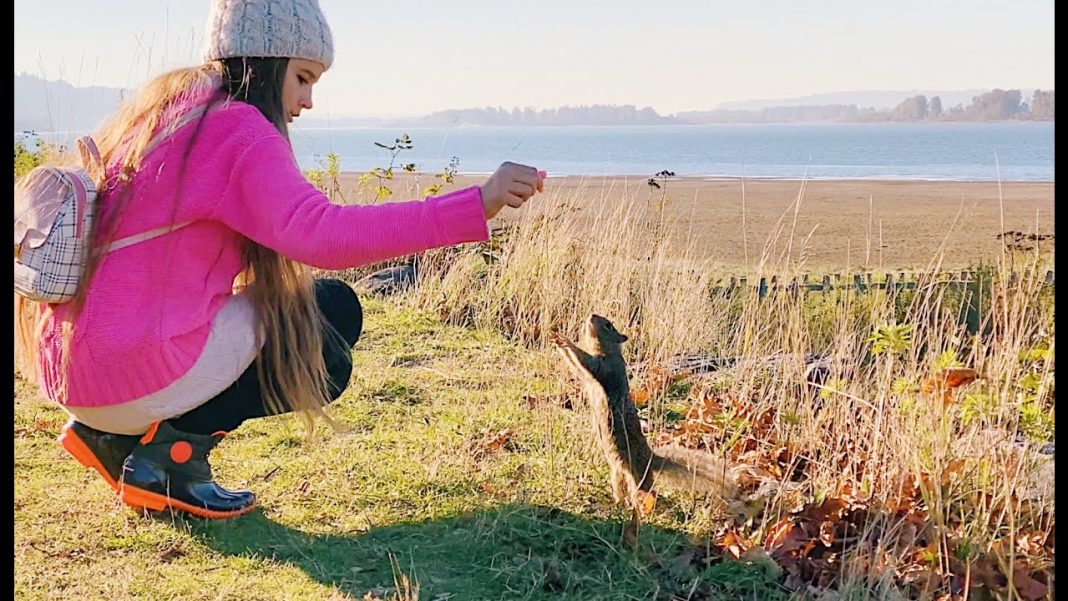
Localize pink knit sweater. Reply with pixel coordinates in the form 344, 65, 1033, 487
38, 100, 490, 408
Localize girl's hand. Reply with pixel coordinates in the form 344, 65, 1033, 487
480, 162, 546, 219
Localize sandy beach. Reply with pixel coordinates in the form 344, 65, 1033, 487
335, 173, 1054, 272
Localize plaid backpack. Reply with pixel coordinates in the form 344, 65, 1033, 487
13, 107, 205, 304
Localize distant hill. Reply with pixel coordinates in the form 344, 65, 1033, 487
677, 105, 860, 124
14, 73, 128, 133
292, 116, 394, 128
418, 105, 679, 127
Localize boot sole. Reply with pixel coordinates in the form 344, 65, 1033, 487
118, 484, 257, 520
58, 423, 120, 492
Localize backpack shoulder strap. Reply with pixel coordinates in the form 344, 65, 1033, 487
97, 102, 221, 254
104, 221, 195, 254
76, 136, 104, 179
140, 103, 214, 159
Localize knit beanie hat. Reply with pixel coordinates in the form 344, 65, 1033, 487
203, 0, 335, 70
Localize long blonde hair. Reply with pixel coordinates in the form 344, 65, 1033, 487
15, 58, 340, 435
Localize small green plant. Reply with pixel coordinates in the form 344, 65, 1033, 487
892, 377, 919, 395
14, 134, 56, 178
1018, 392, 1054, 442
421, 156, 460, 198
820, 378, 849, 401
1019, 372, 1043, 394
1013, 346, 1054, 442
781, 411, 802, 425
959, 391, 996, 425
305, 167, 323, 190
359, 134, 461, 202
934, 349, 963, 370
868, 323, 913, 355
304, 152, 343, 202
1019, 342, 1052, 364
1018, 401, 1054, 442
897, 396, 917, 417
358, 133, 414, 203
891, 376, 921, 416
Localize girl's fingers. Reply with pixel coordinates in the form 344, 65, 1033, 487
511, 169, 540, 191
508, 182, 535, 199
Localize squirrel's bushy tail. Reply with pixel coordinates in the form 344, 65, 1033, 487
651, 444, 736, 496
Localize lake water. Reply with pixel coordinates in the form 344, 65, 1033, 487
287, 121, 1053, 181
21, 121, 1054, 181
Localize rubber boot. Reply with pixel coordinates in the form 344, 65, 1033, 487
58, 420, 140, 492
118, 421, 257, 519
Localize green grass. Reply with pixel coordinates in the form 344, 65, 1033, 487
14, 297, 789, 601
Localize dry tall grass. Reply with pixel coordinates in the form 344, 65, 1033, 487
403, 178, 1055, 598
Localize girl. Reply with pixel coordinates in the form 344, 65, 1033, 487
14, 0, 544, 520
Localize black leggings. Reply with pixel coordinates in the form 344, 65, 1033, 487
169, 279, 363, 434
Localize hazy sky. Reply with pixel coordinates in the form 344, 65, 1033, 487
14, 0, 1054, 118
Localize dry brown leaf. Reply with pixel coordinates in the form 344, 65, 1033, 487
635, 489, 657, 517
800, 497, 849, 524
486, 428, 513, 452
943, 367, 979, 389
764, 519, 793, 548
631, 388, 651, 407
645, 366, 673, 394
465, 427, 516, 460
717, 529, 750, 560
1015, 532, 1048, 557
765, 518, 807, 558
921, 367, 979, 406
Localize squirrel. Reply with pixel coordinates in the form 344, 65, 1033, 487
552, 314, 735, 511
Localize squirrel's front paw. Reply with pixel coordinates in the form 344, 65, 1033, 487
550, 330, 570, 348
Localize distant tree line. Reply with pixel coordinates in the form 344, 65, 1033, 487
858, 89, 1054, 122
413, 89, 1053, 126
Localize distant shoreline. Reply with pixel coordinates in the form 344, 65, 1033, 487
288, 119, 1054, 130
339, 172, 1056, 184
15, 120, 1054, 135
